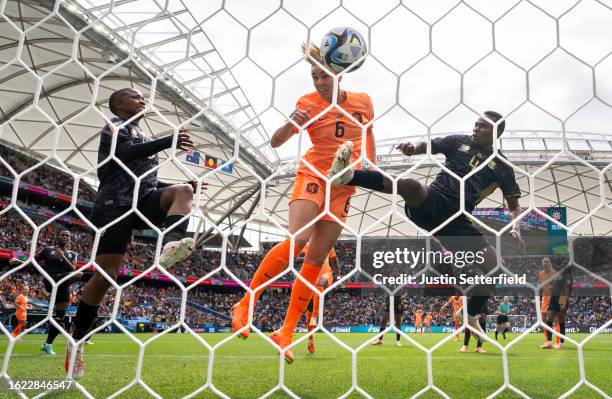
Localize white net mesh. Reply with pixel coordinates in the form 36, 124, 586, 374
0, 0, 611, 398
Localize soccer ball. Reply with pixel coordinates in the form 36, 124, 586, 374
319, 27, 367, 74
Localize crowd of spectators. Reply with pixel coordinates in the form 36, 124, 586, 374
0, 145, 97, 203
2, 266, 610, 333
1, 209, 608, 289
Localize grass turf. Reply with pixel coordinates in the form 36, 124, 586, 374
0, 332, 610, 398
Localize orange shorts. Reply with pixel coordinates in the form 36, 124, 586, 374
415, 322, 422, 327
290, 173, 355, 223
426, 322, 431, 327
541, 296, 550, 313
16, 314, 26, 322
317, 263, 333, 287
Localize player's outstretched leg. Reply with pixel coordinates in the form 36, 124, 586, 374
329, 143, 428, 209
270, 221, 341, 363
231, 239, 304, 339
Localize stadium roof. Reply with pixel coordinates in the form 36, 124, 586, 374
1, 0, 612, 238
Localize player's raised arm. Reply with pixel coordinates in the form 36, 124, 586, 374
439, 297, 452, 315
106, 123, 194, 162
270, 108, 310, 148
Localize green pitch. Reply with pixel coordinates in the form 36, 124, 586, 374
0, 332, 610, 398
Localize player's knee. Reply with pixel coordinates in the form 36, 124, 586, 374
317, 277, 328, 288
294, 237, 308, 249
397, 178, 420, 194
94, 267, 119, 285
172, 184, 193, 201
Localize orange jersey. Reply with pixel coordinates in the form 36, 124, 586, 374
538, 270, 555, 296
425, 313, 433, 324
414, 309, 423, 324
451, 296, 463, 312
293, 91, 374, 177
15, 294, 28, 320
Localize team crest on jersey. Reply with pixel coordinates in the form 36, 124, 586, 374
458, 144, 470, 153
352, 112, 362, 123
306, 182, 319, 194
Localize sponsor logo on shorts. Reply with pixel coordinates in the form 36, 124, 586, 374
306, 182, 319, 194
298, 296, 309, 302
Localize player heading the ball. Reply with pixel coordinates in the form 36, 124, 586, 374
231, 33, 374, 363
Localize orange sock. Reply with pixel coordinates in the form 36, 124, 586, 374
239, 239, 302, 309
279, 263, 320, 336
312, 286, 324, 319
12, 321, 24, 336
555, 323, 561, 345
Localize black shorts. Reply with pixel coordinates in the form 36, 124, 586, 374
547, 296, 568, 312
90, 189, 167, 255
497, 314, 509, 324
405, 188, 489, 252
43, 273, 73, 304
